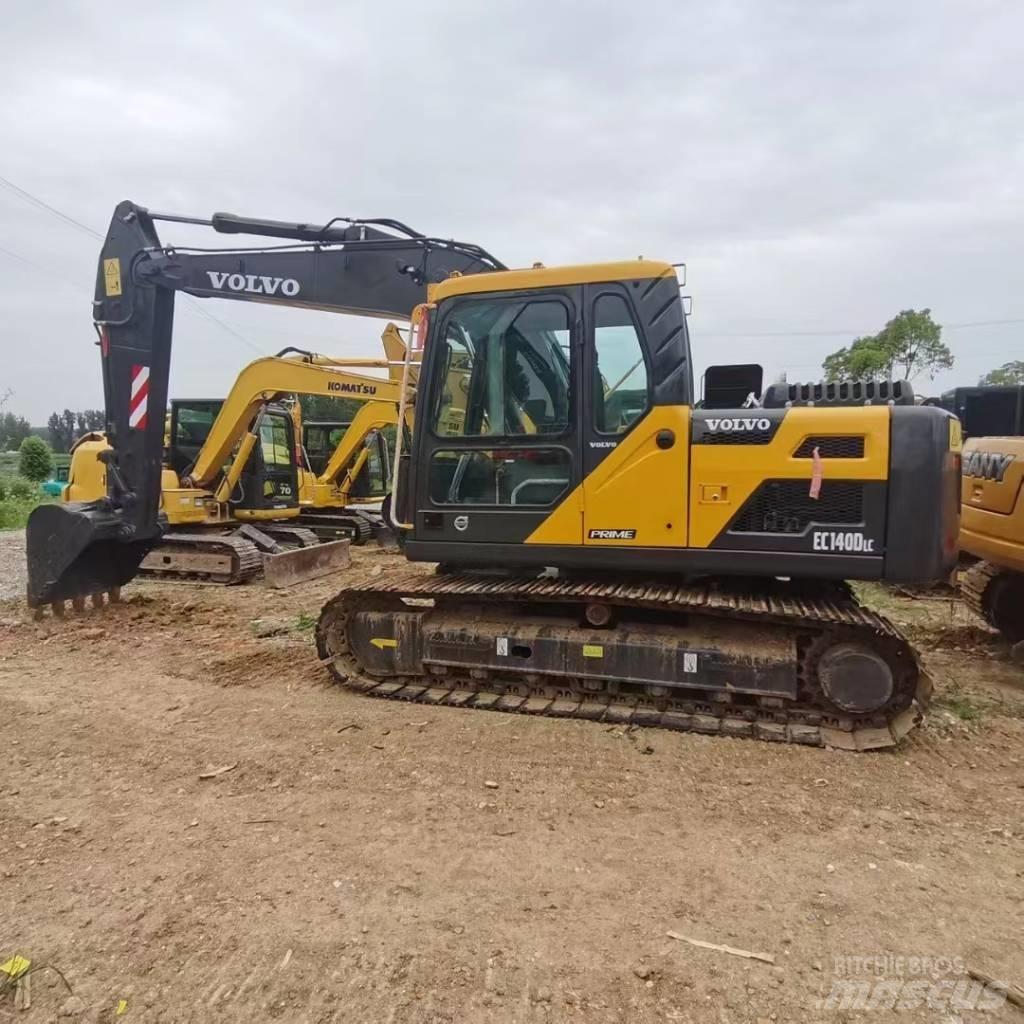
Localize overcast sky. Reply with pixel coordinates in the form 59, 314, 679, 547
1, 0, 1022, 424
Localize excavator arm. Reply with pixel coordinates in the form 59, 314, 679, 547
184, 356, 404, 489
26, 201, 500, 608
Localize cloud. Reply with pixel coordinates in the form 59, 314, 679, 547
1, 0, 1022, 422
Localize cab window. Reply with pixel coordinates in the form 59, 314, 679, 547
593, 294, 649, 434
259, 419, 292, 466
433, 299, 571, 438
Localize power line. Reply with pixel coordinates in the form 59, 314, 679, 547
0, 244, 46, 271
0, 175, 103, 240
0, 176, 260, 354
701, 317, 1024, 339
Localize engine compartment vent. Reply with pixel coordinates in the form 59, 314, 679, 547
730, 480, 864, 534
793, 436, 866, 459
763, 380, 915, 408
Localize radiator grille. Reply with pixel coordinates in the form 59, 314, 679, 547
699, 430, 774, 446
730, 481, 864, 534
793, 436, 865, 459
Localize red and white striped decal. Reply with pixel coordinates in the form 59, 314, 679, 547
129, 364, 150, 430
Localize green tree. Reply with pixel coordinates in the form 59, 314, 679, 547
47, 409, 77, 453
822, 309, 953, 382
979, 360, 1024, 386
0, 411, 32, 451
18, 435, 54, 482
75, 409, 105, 433
298, 395, 364, 422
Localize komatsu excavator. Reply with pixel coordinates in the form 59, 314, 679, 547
27, 200, 962, 749
60, 349, 408, 583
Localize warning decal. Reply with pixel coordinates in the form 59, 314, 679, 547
129, 364, 149, 430
104, 258, 122, 297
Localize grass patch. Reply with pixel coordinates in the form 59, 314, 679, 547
294, 612, 317, 633
937, 696, 983, 720
935, 687, 984, 722
0, 482, 55, 530
0, 450, 68, 531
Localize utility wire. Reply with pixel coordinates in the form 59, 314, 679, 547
0, 175, 261, 354
701, 317, 1024, 339
0, 174, 103, 240
3, 175, 1020, 357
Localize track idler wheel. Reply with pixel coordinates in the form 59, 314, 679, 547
982, 572, 1024, 644
801, 633, 916, 720
815, 643, 894, 714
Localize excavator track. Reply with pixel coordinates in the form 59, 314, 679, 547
138, 533, 263, 585
257, 524, 321, 548
296, 511, 376, 545
316, 571, 931, 751
962, 560, 1024, 642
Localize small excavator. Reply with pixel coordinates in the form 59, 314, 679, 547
28, 200, 962, 749
59, 347, 411, 584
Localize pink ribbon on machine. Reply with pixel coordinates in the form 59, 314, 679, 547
809, 446, 823, 499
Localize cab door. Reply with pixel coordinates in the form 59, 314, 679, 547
412, 288, 583, 546
581, 284, 689, 549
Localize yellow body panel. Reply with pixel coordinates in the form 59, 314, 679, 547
160, 480, 217, 526
523, 479, 584, 545
582, 407, 690, 547
688, 406, 889, 549
233, 507, 300, 522
429, 260, 676, 304
63, 434, 108, 502
960, 436, 1024, 572
526, 405, 890, 551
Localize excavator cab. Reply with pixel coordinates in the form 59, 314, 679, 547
234, 407, 301, 516
168, 398, 301, 515
302, 421, 390, 497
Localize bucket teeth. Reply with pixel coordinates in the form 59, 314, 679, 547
31, 588, 122, 618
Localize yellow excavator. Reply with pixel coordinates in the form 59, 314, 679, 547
60, 348, 409, 584
28, 201, 962, 750
959, 436, 1024, 652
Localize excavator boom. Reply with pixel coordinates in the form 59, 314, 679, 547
26, 201, 499, 607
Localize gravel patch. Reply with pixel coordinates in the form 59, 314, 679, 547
0, 529, 26, 600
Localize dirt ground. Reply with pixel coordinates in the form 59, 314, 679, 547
1, 547, 1022, 1023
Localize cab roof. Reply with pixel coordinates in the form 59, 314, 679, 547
428, 259, 678, 303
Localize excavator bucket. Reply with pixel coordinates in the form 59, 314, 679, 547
25, 501, 155, 609
261, 538, 351, 588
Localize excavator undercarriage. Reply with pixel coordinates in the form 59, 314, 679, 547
317, 570, 928, 750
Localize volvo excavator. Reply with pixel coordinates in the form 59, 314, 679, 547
27, 200, 962, 749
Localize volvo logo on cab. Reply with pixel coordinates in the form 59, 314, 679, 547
705, 417, 771, 432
